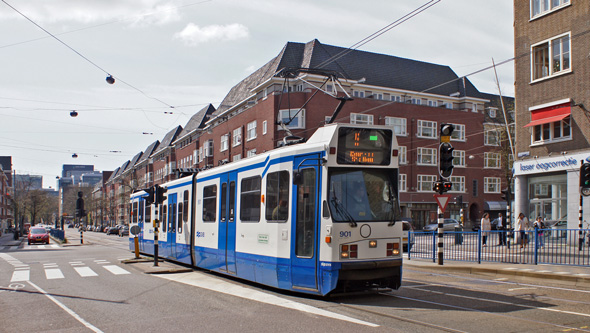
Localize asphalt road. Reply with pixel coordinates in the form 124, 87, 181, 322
1, 229, 590, 332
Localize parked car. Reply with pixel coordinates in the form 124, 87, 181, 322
28, 227, 49, 245
119, 226, 129, 237
107, 227, 120, 235
423, 218, 462, 232
401, 220, 415, 252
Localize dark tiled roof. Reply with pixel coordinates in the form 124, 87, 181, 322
107, 167, 120, 182
215, 39, 485, 115
175, 104, 216, 142
124, 152, 143, 173
154, 126, 183, 155
137, 141, 160, 165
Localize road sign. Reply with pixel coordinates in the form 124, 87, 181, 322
434, 194, 452, 213
130, 225, 141, 236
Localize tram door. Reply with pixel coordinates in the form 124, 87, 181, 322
291, 154, 320, 291
167, 193, 177, 259
219, 172, 237, 274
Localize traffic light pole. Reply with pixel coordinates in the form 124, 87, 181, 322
437, 200, 444, 265
154, 203, 159, 267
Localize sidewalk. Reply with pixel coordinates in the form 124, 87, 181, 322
404, 256, 590, 288
121, 257, 193, 274
0, 232, 24, 247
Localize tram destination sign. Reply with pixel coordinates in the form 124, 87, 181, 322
337, 127, 392, 165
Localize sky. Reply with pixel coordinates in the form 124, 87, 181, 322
0, 0, 514, 189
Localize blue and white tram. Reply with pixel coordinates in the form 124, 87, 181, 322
129, 123, 404, 295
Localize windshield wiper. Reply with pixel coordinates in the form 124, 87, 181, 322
387, 193, 398, 226
330, 195, 357, 227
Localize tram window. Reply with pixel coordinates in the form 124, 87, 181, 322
203, 185, 217, 222
229, 181, 235, 221
240, 176, 261, 222
145, 206, 151, 224
162, 204, 167, 232
139, 200, 144, 222
296, 168, 316, 257
170, 203, 177, 232
220, 183, 227, 221
132, 202, 138, 224
183, 190, 189, 222
265, 171, 289, 222
178, 202, 183, 232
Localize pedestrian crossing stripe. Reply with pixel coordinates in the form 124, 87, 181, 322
103, 265, 130, 275
45, 268, 64, 280
74, 267, 98, 277
24, 244, 60, 250
11, 270, 29, 282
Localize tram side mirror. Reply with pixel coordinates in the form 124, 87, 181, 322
293, 171, 303, 185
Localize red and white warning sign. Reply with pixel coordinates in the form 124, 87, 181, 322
434, 194, 452, 213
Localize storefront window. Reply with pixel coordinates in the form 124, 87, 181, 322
528, 174, 567, 221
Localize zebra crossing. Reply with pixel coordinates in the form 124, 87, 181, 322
0, 253, 132, 283
0, 243, 61, 251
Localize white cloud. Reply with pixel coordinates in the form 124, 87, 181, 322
174, 23, 249, 46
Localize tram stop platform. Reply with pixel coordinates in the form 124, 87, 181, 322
121, 257, 193, 275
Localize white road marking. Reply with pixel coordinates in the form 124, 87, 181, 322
157, 272, 379, 327
102, 265, 130, 275
94, 260, 110, 265
69, 261, 85, 266
45, 268, 65, 280
27, 281, 103, 333
73, 267, 98, 277
11, 270, 29, 282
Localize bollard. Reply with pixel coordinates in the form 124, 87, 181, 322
80, 230, 83, 244
134, 236, 140, 259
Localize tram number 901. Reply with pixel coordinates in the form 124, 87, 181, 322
339, 231, 352, 238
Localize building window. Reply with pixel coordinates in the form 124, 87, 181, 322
384, 116, 407, 136
484, 177, 501, 193
374, 93, 383, 100
488, 108, 497, 118
418, 175, 437, 192
417, 120, 437, 139
427, 100, 437, 107
247, 149, 257, 157
263, 120, 267, 135
233, 154, 241, 162
353, 91, 365, 98
450, 123, 465, 141
391, 95, 401, 102
350, 113, 373, 125
399, 146, 407, 165
484, 125, 500, 146
232, 127, 242, 147
449, 176, 465, 192
399, 174, 407, 192
204, 140, 213, 157
246, 120, 257, 141
453, 150, 465, 167
484, 152, 501, 169
220, 134, 229, 152
417, 147, 437, 166
531, 0, 569, 18
532, 117, 571, 144
411, 98, 421, 105
279, 109, 305, 129
532, 33, 570, 81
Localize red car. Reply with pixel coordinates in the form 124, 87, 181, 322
28, 227, 50, 245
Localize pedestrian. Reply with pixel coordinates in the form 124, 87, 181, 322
534, 216, 545, 248
481, 213, 491, 247
516, 213, 530, 248
497, 212, 506, 245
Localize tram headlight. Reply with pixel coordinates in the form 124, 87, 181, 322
340, 244, 358, 259
369, 240, 377, 248
387, 242, 400, 256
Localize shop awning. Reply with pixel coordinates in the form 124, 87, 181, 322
524, 104, 571, 127
484, 201, 507, 211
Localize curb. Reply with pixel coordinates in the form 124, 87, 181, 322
121, 257, 193, 275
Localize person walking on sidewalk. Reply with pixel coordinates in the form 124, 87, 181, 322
497, 212, 507, 245
516, 213, 530, 248
481, 213, 491, 247
534, 216, 545, 248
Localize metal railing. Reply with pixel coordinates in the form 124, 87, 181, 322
408, 228, 590, 266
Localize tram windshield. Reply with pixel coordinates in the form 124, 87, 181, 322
328, 168, 401, 224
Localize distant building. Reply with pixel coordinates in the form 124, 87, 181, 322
14, 174, 43, 190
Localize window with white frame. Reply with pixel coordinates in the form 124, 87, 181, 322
247, 149, 257, 157
484, 152, 501, 168
353, 91, 365, 98
532, 33, 570, 81
531, 0, 569, 18
374, 93, 383, 100
411, 98, 421, 105
427, 100, 437, 107
399, 174, 407, 192
488, 108, 497, 118
453, 150, 465, 167
418, 175, 437, 192
232, 127, 242, 147
233, 154, 241, 162
220, 134, 229, 152
399, 146, 407, 165
449, 176, 465, 192
204, 140, 213, 157
532, 117, 571, 144
484, 177, 501, 193
417, 120, 437, 138
263, 120, 267, 135
350, 113, 374, 125
417, 147, 437, 166
391, 95, 402, 102
279, 109, 304, 129
246, 120, 257, 141
450, 124, 465, 141
484, 125, 500, 146
472, 104, 478, 113
384, 116, 407, 136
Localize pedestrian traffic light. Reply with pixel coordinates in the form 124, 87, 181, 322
155, 185, 167, 204
144, 186, 155, 205
439, 142, 454, 179
580, 162, 590, 196
501, 188, 511, 202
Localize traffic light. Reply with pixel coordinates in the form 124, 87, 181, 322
455, 195, 463, 206
580, 163, 590, 196
433, 181, 443, 193
501, 188, 511, 202
144, 187, 155, 205
155, 185, 167, 205
439, 142, 454, 179
443, 181, 452, 192
440, 123, 454, 141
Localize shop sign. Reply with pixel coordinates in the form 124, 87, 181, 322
513, 153, 590, 175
